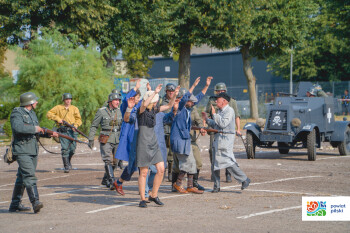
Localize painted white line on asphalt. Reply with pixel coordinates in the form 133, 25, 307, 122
228, 188, 327, 196
0, 171, 101, 188
85, 175, 322, 214
237, 205, 302, 219
86, 194, 191, 214
220, 175, 323, 191
318, 156, 350, 160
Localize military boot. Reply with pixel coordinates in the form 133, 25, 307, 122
171, 172, 179, 192
225, 168, 232, 183
9, 185, 31, 212
193, 170, 205, 191
62, 157, 70, 173
105, 164, 116, 190
101, 173, 110, 188
68, 154, 74, 170
26, 185, 43, 213
167, 161, 173, 182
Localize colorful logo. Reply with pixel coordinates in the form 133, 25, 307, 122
307, 201, 326, 216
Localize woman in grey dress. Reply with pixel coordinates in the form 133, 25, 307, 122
136, 84, 180, 208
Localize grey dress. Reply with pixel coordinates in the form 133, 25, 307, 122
136, 107, 163, 167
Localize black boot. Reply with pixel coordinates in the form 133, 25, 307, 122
167, 161, 173, 182
171, 172, 178, 192
105, 164, 116, 190
26, 185, 43, 213
101, 173, 110, 188
117, 160, 123, 170
9, 185, 31, 212
225, 168, 232, 183
193, 170, 205, 191
62, 157, 70, 173
68, 154, 73, 170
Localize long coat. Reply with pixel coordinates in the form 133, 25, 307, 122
170, 91, 204, 155
115, 89, 142, 163
206, 104, 236, 171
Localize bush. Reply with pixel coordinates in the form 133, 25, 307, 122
3, 114, 12, 137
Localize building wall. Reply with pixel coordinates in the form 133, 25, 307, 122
148, 51, 288, 100
3, 50, 19, 75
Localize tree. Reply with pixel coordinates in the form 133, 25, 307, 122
223, 0, 318, 119
122, 48, 153, 78
267, 0, 350, 82
13, 30, 113, 133
0, 0, 118, 66
108, 0, 249, 88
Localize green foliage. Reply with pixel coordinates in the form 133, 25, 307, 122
267, 0, 350, 81
3, 114, 12, 137
14, 29, 114, 133
123, 48, 153, 78
0, 102, 18, 119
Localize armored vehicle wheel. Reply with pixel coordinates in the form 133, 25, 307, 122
278, 142, 289, 154
338, 126, 350, 155
307, 129, 316, 161
246, 131, 256, 159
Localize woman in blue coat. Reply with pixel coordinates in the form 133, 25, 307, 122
113, 80, 142, 195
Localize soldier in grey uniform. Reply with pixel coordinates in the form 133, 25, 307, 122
9, 92, 58, 213
159, 83, 176, 181
307, 84, 328, 97
88, 92, 122, 190
206, 82, 241, 183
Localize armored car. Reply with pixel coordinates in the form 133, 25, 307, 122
243, 83, 350, 161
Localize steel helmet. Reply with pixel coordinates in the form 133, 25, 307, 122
20, 92, 39, 106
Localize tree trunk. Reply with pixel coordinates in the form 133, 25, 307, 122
241, 45, 259, 119
178, 43, 191, 89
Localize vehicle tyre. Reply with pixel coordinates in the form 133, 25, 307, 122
307, 129, 316, 161
338, 126, 350, 156
246, 131, 256, 159
278, 142, 289, 154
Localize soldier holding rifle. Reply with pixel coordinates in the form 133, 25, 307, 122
88, 92, 122, 190
203, 92, 250, 193
9, 92, 58, 213
47, 93, 82, 173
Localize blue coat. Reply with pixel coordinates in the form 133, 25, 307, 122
115, 89, 142, 163
170, 91, 204, 155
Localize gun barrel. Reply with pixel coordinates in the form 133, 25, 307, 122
43, 128, 88, 145
191, 126, 235, 134
62, 120, 89, 139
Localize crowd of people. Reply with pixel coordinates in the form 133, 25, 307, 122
8, 77, 251, 212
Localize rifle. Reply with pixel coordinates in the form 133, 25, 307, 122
62, 120, 89, 139
191, 126, 235, 134
42, 128, 89, 145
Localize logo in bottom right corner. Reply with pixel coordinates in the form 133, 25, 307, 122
307, 201, 327, 216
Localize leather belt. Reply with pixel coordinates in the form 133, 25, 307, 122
102, 128, 118, 132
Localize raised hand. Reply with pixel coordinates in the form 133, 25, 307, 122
127, 97, 136, 108
211, 105, 216, 114
173, 99, 180, 112
147, 82, 152, 91
206, 76, 213, 86
155, 84, 163, 94
135, 79, 141, 90
174, 85, 181, 96
193, 77, 200, 87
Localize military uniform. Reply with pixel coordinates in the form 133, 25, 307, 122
159, 95, 174, 180
206, 96, 240, 182
9, 92, 50, 213
88, 103, 122, 190
47, 103, 82, 172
